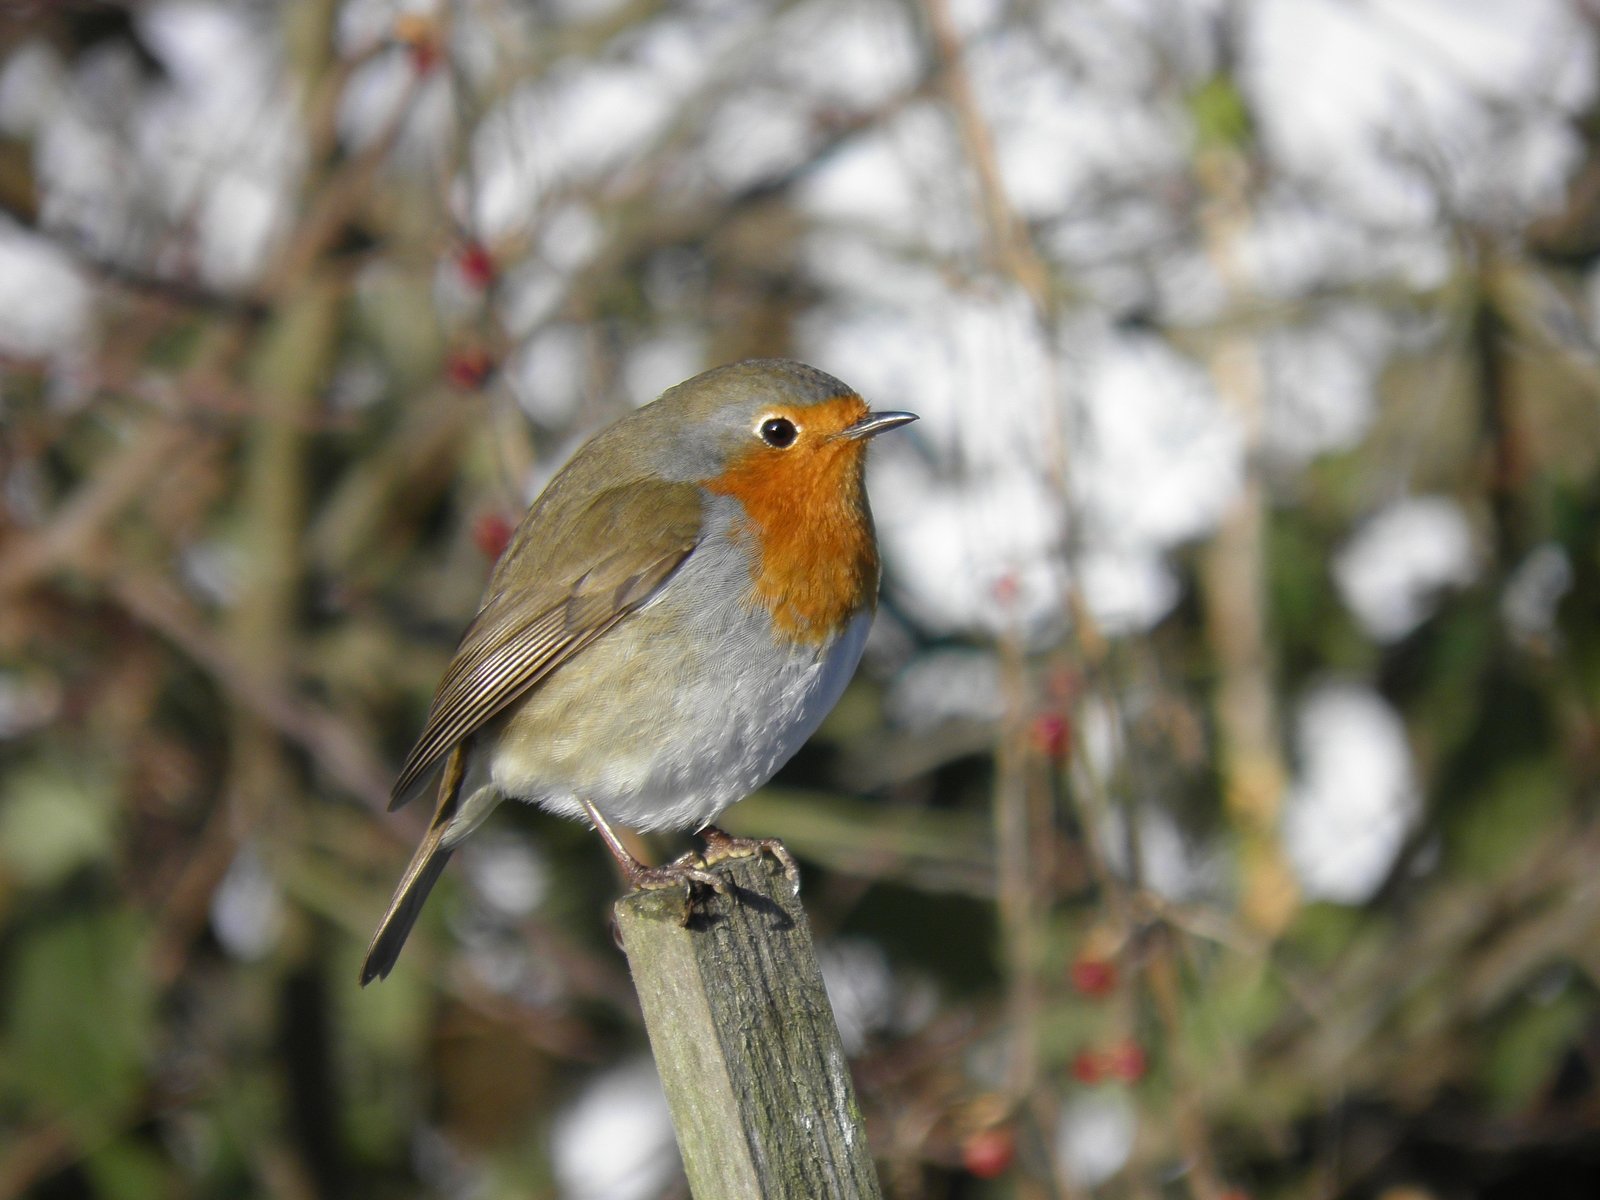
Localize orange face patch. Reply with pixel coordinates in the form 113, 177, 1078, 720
705, 394, 881, 643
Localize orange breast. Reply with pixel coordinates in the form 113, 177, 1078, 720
706, 395, 880, 644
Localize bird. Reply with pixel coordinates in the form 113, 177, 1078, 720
360, 359, 916, 984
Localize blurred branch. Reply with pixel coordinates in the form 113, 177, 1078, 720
305, 398, 478, 576
253, 78, 419, 304
107, 568, 391, 808
0, 1123, 73, 1200
1193, 123, 1300, 939
919, 0, 1053, 315
0, 198, 272, 319
0, 418, 197, 598
723, 788, 1000, 898
1471, 242, 1530, 564
1145, 931, 1226, 1200
837, 718, 1001, 789
145, 764, 252, 988
551, 78, 936, 334
993, 636, 1046, 1104
1257, 817, 1600, 1113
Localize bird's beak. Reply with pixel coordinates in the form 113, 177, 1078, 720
841, 411, 918, 440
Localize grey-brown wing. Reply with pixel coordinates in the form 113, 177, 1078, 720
389, 481, 703, 808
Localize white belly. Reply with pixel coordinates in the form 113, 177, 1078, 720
544, 607, 871, 831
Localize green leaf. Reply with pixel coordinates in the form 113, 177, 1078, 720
1188, 76, 1253, 151
1481, 983, 1585, 1110
1, 909, 155, 1136
0, 759, 117, 888
85, 1137, 175, 1200
1449, 757, 1565, 878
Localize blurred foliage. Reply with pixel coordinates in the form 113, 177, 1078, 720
2, 2, 1600, 1200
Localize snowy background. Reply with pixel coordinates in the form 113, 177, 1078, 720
3, 0, 1600, 1197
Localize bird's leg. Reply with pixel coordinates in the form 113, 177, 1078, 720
697, 824, 800, 883
581, 798, 727, 894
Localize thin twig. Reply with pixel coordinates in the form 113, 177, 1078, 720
0, 420, 196, 597
107, 569, 392, 808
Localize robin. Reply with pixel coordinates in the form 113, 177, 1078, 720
361, 359, 916, 983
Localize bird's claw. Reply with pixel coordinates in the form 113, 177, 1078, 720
623, 853, 729, 897
698, 825, 800, 883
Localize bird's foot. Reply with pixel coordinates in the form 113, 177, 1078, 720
580, 797, 728, 901
620, 850, 729, 897
697, 825, 800, 883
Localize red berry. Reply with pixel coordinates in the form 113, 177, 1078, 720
1104, 1038, 1147, 1083
961, 1128, 1015, 1179
472, 512, 514, 562
1069, 956, 1117, 998
1030, 711, 1071, 761
408, 40, 439, 74
1071, 1050, 1104, 1085
445, 346, 493, 390
458, 241, 495, 289
395, 15, 442, 74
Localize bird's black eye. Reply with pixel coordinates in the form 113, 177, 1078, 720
759, 417, 798, 448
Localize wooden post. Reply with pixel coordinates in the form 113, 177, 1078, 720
614, 855, 883, 1200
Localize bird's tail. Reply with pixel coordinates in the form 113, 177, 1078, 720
360, 745, 467, 985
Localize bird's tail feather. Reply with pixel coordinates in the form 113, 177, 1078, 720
359, 833, 453, 985
360, 744, 467, 985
